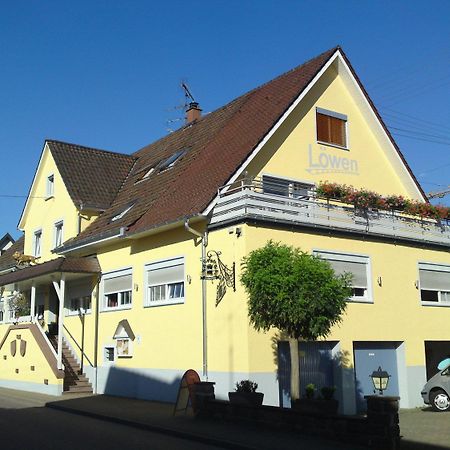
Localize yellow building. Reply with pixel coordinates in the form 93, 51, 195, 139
0, 47, 449, 414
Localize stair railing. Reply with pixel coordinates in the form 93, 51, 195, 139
63, 324, 94, 369
35, 320, 63, 369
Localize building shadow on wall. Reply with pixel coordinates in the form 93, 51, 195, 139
102, 366, 182, 403
271, 333, 364, 412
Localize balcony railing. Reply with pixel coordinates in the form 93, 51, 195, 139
210, 178, 450, 247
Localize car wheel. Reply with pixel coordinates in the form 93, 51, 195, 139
430, 389, 450, 412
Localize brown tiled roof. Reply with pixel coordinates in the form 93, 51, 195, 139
0, 236, 24, 273
60, 46, 426, 252
62, 47, 339, 249
48, 140, 136, 211
0, 256, 101, 286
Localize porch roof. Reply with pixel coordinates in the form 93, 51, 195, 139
0, 256, 101, 287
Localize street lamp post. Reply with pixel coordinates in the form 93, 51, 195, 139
370, 366, 391, 395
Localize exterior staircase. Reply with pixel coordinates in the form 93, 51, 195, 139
48, 335, 93, 394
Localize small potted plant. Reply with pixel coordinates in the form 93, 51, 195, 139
228, 380, 264, 406
292, 384, 338, 415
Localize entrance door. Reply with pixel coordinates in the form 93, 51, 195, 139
354, 342, 400, 412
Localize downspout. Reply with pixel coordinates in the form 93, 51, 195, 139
184, 218, 208, 380
94, 275, 100, 394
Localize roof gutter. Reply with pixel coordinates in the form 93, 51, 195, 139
57, 227, 126, 255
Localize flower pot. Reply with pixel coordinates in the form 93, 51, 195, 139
228, 391, 264, 407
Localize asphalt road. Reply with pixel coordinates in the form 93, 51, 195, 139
0, 391, 221, 450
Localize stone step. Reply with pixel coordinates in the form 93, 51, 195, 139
65, 380, 92, 388
64, 375, 89, 384
65, 385, 93, 393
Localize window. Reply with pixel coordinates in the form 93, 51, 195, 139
33, 230, 42, 257
316, 108, 347, 148
419, 263, 450, 306
145, 257, 185, 307
37, 304, 44, 319
159, 149, 186, 173
262, 175, 313, 199
69, 296, 91, 314
103, 269, 132, 310
315, 251, 371, 302
46, 174, 54, 197
54, 221, 63, 248
111, 203, 135, 222
0, 311, 3, 322
104, 346, 116, 364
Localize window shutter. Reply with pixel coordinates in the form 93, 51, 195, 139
262, 176, 290, 196
317, 113, 330, 143
67, 281, 92, 299
104, 274, 132, 294
326, 259, 367, 288
148, 264, 184, 286
330, 116, 346, 147
420, 269, 450, 291
317, 112, 346, 147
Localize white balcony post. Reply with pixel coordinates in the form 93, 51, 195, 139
30, 282, 36, 323
53, 275, 66, 370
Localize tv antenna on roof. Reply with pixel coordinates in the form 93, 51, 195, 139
181, 82, 196, 106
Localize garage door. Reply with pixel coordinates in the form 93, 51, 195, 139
354, 342, 400, 412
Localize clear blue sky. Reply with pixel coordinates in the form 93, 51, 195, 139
1, 1, 449, 238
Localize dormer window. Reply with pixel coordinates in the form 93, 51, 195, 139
316, 108, 348, 149
46, 174, 54, 197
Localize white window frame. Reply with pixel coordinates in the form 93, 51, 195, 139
314, 250, 373, 303
418, 262, 450, 307
315, 107, 349, 150
144, 256, 185, 307
46, 174, 54, 198
111, 204, 134, 222
101, 268, 133, 312
33, 229, 42, 257
54, 220, 64, 249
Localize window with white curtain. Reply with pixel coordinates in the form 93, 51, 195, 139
102, 269, 132, 310
314, 250, 372, 302
145, 257, 185, 307
419, 263, 450, 305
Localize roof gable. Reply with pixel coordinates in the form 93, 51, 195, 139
60, 46, 426, 253
0, 235, 24, 273
48, 140, 136, 211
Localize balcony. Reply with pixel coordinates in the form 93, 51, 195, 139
210, 178, 450, 247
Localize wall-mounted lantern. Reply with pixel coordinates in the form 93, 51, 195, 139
201, 250, 236, 305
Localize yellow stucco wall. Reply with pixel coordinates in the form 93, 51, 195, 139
0, 326, 61, 389
249, 67, 421, 199
90, 228, 205, 371
241, 225, 450, 372
20, 144, 79, 262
